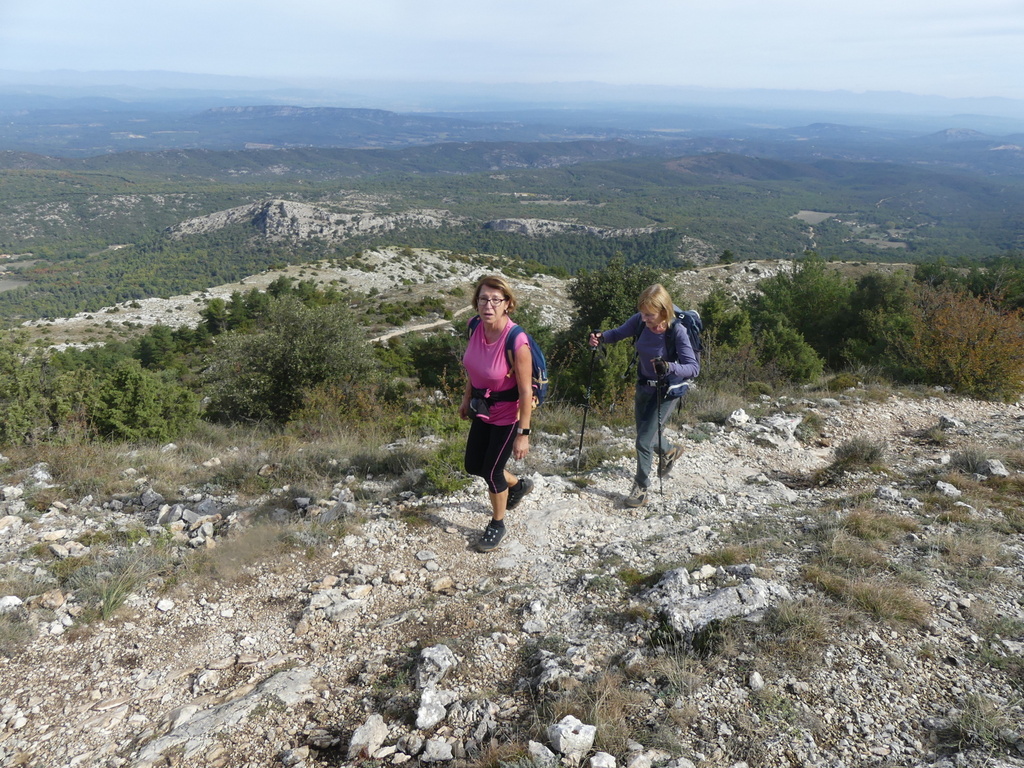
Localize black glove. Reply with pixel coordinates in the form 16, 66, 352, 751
653, 358, 669, 377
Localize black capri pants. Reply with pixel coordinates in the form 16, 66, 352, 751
464, 418, 518, 494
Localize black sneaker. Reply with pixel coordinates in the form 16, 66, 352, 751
506, 477, 534, 510
658, 445, 684, 478
476, 520, 506, 552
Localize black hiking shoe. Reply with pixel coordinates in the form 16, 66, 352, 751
658, 446, 684, 478
476, 520, 506, 552
506, 477, 534, 510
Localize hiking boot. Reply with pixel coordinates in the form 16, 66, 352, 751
624, 483, 648, 508
476, 520, 506, 552
506, 477, 534, 510
658, 445, 684, 478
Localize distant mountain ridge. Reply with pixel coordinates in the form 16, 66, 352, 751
2, 95, 1024, 181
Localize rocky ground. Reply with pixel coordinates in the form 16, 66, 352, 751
2, 387, 1024, 768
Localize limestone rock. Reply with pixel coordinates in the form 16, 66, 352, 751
417, 644, 458, 689
348, 713, 388, 760
547, 715, 597, 759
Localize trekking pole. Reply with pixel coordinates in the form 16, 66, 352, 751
576, 333, 600, 471
654, 357, 665, 496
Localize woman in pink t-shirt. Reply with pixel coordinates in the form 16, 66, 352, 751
460, 275, 534, 552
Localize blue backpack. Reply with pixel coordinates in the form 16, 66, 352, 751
468, 316, 549, 406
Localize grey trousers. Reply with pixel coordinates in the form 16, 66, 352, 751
634, 385, 679, 489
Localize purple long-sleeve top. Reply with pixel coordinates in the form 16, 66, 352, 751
601, 313, 700, 385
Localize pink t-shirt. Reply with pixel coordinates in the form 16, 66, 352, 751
463, 318, 530, 426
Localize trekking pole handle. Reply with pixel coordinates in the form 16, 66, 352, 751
652, 356, 669, 380
588, 330, 603, 348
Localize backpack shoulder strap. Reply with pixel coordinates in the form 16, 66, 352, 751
504, 324, 524, 371
665, 314, 681, 361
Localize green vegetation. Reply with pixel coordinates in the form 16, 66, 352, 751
5, 251, 1024, 453
3, 147, 1024, 323
203, 297, 378, 424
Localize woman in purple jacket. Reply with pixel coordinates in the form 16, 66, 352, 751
589, 284, 699, 507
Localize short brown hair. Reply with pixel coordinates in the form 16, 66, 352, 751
472, 275, 518, 313
638, 283, 674, 325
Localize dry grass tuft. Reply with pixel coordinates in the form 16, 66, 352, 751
757, 597, 837, 670
539, 671, 650, 756
635, 640, 707, 698
936, 693, 1024, 753
830, 436, 886, 472
922, 531, 1012, 589
0, 608, 34, 658
949, 444, 1000, 475
802, 565, 930, 625
68, 551, 172, 622
181, 520, 346, 586
822, 530, 890, 571
687, 389, 750, 425
695, 543, 762, 568
841, 508, 920, 540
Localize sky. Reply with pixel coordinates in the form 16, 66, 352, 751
1, 0, 1023, 101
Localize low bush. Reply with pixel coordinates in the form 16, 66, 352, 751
829, 436, 886, 473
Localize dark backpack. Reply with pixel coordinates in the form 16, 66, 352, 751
468, 316, 549, 406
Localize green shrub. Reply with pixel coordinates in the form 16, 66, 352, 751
826, 373, 858, 391
699, 287, 754, 352
204, 297, 379, 424
794, 410, 825, 442
0, 336, 50, 445
756, 318, 824, 383
408, 331, 465, 391
744, 255, 854, 369
91, 359, 198, 441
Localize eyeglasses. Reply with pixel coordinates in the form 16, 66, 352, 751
477, 297, 507, 306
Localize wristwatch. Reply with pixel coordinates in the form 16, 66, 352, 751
517, 428, 531, 436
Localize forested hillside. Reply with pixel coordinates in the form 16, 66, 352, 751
2, 143, 1023, 324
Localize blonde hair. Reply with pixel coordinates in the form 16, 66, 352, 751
472, 275, 518, 313
638, 284, 674, 326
